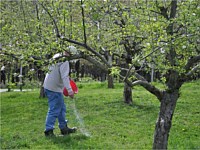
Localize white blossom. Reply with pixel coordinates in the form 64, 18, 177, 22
182, 45, 186, 49
81, 4, 85, 8
61, 36, 64, 39
18, 75, 23, 78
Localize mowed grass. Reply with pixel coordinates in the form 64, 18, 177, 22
0, 80, 200, 149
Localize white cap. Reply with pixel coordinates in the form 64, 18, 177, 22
52, 53, 62, 59
68, 45, 78, 55
52, 46, 78, 59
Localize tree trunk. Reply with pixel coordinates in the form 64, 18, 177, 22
39, 86, 46, 98
120, 62, 133, 104
153, 90, 179, 149
39, 78, 46, 98
107, 52, 114, 89
107, 73, 114, 88
123, 82, 132, 104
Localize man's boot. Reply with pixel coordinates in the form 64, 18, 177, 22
44, 130, 55, 137
60, 125, 77, 135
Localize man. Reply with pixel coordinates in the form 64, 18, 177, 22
43, 49, 77, 137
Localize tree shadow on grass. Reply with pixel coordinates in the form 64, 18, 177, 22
102, 100, 159, 121
104, 100, 159, 112
130, 102, 159, 111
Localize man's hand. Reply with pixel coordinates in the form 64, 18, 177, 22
68, 90, 74, 99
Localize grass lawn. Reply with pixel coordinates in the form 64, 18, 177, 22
0, 80, 200, 149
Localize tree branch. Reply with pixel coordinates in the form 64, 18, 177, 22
81, 0, 87, 44
123, 46, 162, 83
135, 72, 147, 81
185, 55, 200, 71
41, 49, 108, 72
60, 36, 110, 67
39, 2, 60, 37
83, 54, 108, 71
120, 68, 163, 101
186, 63, 200, 77
131, 80, 163, 102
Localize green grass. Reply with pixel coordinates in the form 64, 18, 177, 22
0, 80, 200, 149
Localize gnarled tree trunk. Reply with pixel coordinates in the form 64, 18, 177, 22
153, 90, 179, 149
107, 71, 114, 89
123, 82, 132, 104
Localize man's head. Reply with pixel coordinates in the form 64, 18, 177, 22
66, 45, 78, 55
52, 46, 78, 59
